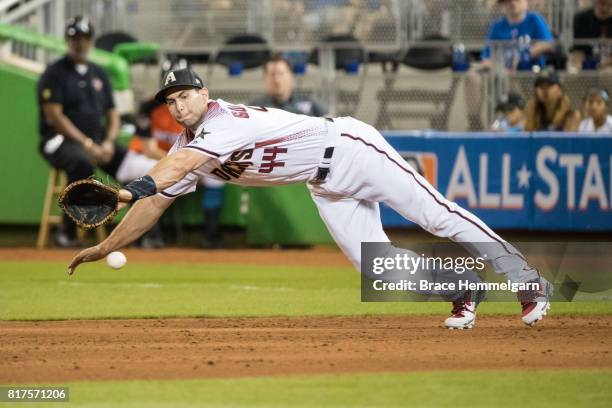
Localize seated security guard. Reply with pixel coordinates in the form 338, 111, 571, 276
38, 16, 127, 247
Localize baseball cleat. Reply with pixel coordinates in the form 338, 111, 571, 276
444, 290, 485, 330
518, 278, 553, 326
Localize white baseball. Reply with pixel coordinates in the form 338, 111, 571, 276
106, 251, 127, 269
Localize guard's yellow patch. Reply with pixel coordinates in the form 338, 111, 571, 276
42, 88, 52, 100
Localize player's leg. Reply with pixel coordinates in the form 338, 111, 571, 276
309, 192, 481, 320
332, 118, 551, 325
309, 193, 389, 270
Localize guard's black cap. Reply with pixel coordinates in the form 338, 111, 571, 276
65, 16, 94, 38
534, 68, 560, 88
155, 68, 204, 103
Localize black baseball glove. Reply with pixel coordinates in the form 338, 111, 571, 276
58, 179, 119, 229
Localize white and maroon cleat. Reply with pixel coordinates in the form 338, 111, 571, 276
444, 290, 485, 330
518, 278, 553, 326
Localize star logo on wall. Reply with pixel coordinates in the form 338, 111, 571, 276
517, 163, 531, 189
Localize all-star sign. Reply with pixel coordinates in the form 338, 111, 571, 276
381, 131, 611, 231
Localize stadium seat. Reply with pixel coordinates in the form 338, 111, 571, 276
375, 39, 459, 131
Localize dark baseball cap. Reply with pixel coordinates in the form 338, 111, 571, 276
155, 68, 205, 103
534, 69, 560, 87
496, 92, 526, 112
65, 16, 94, 38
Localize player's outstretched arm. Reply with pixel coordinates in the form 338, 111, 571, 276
118, 149, 210, 205
149, 148, 209, 191
67, 194, 173, 275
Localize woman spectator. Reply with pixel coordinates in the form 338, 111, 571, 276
524, 69, 582, 131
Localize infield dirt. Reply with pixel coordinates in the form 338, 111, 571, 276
2, 314, 611, 383
1, 248, 611, 383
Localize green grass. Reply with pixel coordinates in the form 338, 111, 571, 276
5, 370, 612, 408
1, 261, 611, 320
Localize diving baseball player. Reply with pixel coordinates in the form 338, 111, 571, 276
68, 68, 552, 329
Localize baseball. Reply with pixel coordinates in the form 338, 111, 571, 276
106, 251, 127, 270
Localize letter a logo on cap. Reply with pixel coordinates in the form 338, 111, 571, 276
164, 71, 177, 86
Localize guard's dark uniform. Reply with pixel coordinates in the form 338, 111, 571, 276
38, 55, 126, 238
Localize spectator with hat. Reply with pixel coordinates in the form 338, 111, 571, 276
524, 69, 582, 131
491, 92, 526, 132
579, 87, 612, 132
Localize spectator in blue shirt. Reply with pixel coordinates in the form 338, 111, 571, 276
465, 0, 554, 130
481, 0, 554, 69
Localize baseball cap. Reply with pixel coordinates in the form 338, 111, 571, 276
496, 92, 526, 112
534, 68, 560, 88
65, 16, 94, 38
584, 87, 610, 105
155, 68, 204, 103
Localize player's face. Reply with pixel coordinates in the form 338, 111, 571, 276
585, 95, 609, 119
265, 61, 294, 102
165, 88, 209, 128
67, 35, 93, 63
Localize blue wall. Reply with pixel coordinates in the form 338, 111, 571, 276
381, 131, 612, 231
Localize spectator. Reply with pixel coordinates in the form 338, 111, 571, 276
465, 0, 554, 130
571, 0, 612, 71
578, 87, 612, 132
38, 16, 126, 247
524, 69, 582, 131
249, 54, 327, 116
481, 0, 554, 69
491, 92, 526, 132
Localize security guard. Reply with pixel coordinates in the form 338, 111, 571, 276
38, 16, 127, 247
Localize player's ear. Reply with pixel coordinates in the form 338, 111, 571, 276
200, 87, 209, 99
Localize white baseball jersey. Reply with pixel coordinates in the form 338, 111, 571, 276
158, 100, 538, 290
160, 99, 328, 198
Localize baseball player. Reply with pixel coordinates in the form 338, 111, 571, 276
68, 68, 552, 329
121, 60, 227, 247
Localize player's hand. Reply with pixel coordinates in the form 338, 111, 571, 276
68, 245, 108, 275
114, 190, 132, 212
118, 189, 133, 204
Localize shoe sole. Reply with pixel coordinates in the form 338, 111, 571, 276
523, 302, 550, 327
447, 323, 474, 330
445, 316, 476, 330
